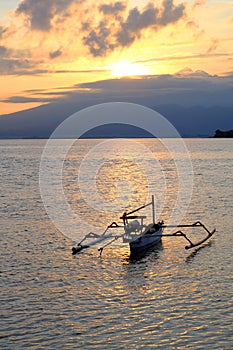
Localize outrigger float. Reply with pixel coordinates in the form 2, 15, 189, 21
72, 196, 216, 256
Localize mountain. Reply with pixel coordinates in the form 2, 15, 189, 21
0, 74, 232, 138
175, 67, 212, 78
0, 102, 232, 138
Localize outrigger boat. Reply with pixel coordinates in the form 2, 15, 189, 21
72, 196, 216, 256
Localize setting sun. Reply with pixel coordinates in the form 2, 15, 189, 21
109, 61, 149, 77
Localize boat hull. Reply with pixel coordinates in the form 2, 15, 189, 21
129, 225, 162, 253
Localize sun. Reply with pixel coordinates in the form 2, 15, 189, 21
109, 61, 149, 77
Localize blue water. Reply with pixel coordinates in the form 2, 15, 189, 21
0, 139, 232, 349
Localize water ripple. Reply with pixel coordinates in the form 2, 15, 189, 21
0, 139, 233, 349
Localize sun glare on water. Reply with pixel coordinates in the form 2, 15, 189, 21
110, 61, 149, 77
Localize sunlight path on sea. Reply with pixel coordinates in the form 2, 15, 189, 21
0, 139, 232, 349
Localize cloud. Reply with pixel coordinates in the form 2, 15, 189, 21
0, 25, 7, 38
0, 46, 10, 57
116, 4, 159, 47
15, 0, 81, 31
2, 95, 59, 104
71, 73, 233, 111
49, 49, 62, 59
82, 0, 186, 56
157, 0, 185, 26
206, 38, 219, 54
135, 52, 233, 64
0, 58, 32, 74
192, 0, 206, 10
3, 70, 233, 108
0, 66, 108, 76
0, 0, 229, 76
99, 2, 126, 15
15, 0, 184, 58
83, 21, 114, 57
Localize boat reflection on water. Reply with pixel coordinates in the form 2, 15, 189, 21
185, 240, 213, 263
121, 243, 163, 294
125, 241, 163, 264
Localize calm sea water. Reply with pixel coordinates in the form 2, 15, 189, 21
0, 139, 232, 349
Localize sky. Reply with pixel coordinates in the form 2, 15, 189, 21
0, 0, 232, 115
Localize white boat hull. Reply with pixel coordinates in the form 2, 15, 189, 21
129, 224, 163, 253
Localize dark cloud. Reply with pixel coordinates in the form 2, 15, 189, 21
0, 58, 31, 74
0, 67, 108, 76
83, 21, 115, 57
117, 4, 158, 47
16, 0, 81, 31
0, 46, 10, 57
99, 1, 126, 15
74, 73, 233, 110
11, 0, 186, 58
2, 95, 58, 104
49, 49, 62, 59
158, 0, 185, 26
82, 0, 186, 56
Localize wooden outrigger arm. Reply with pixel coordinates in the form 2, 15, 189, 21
72, 222, 123, 255
161, 221, 216, 249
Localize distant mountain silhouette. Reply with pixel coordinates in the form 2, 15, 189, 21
0, 102, 232, 138
175, 67, 212, 78
0, 73, 232, 138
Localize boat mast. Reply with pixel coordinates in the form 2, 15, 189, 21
152, 195, 155, 224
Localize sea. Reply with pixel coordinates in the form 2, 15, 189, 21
0, 138, 232, 349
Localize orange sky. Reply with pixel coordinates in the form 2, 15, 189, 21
0, 0, 232, 115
